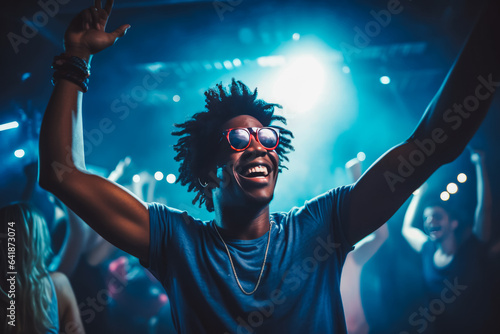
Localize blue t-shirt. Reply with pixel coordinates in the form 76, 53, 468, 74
144, 186, 354, 333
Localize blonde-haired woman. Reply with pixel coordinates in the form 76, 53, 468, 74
0, 202, 85, 334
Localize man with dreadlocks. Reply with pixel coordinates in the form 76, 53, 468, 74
39, 0, 499, 333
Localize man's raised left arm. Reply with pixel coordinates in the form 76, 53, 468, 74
344, 0, 500, 245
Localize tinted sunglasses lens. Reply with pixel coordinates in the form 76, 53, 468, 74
228, 129, 250, 150
258, 128, 278, 149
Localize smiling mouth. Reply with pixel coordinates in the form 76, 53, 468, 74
428, 226, 442, 233
242, 165, 270, 178
236, 161, 274, 182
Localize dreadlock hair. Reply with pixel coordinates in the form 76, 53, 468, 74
173, 79, 294, 212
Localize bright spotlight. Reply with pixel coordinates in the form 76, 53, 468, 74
132, 174, 141, 183
446, 183, 458, 194
357, 152, 366, 161
22, 72, 31, 81
342, 66, 351, 74
154, 171, 164, 181
173, 95, 181, 102
292, 33, 300, 41
166, 174, 176, 184
457, 173, 467, 183
440, 191, 450, 201
14, 149, 25, 158
0, 121, 19, 132
223, 60, 233, 70
380, 76, 391, 85
273, 55, 326, 112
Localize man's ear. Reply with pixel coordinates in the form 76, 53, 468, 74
199, 165, 221, 188
451, 219, 459, 230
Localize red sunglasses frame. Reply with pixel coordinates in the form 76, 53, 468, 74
221, 127, 280, 151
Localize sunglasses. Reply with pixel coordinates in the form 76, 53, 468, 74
221, 127, 280, 151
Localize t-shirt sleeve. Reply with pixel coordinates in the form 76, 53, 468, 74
142, 202, 191, 283
301, 185, 355, 259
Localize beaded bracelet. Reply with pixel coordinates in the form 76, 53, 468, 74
51, 54, 91, 92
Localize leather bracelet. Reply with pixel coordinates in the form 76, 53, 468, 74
52, 70, 89, 92
51, 53, 90, 92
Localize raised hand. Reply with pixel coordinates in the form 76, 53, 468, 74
64, 0, 130, 60
108, 156, 132, 182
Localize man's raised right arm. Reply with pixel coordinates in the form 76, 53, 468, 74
38, 0, 150, 264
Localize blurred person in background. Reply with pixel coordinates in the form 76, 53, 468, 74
401, 149, 496, 333
340, 157, 388, 334
0, 202, 85, 334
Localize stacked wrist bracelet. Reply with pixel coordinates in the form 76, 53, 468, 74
51, 54, 91, 92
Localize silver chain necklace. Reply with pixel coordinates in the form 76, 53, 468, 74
213, 218, 274, 295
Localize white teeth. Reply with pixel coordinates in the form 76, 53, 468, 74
244, 165, 269, 177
